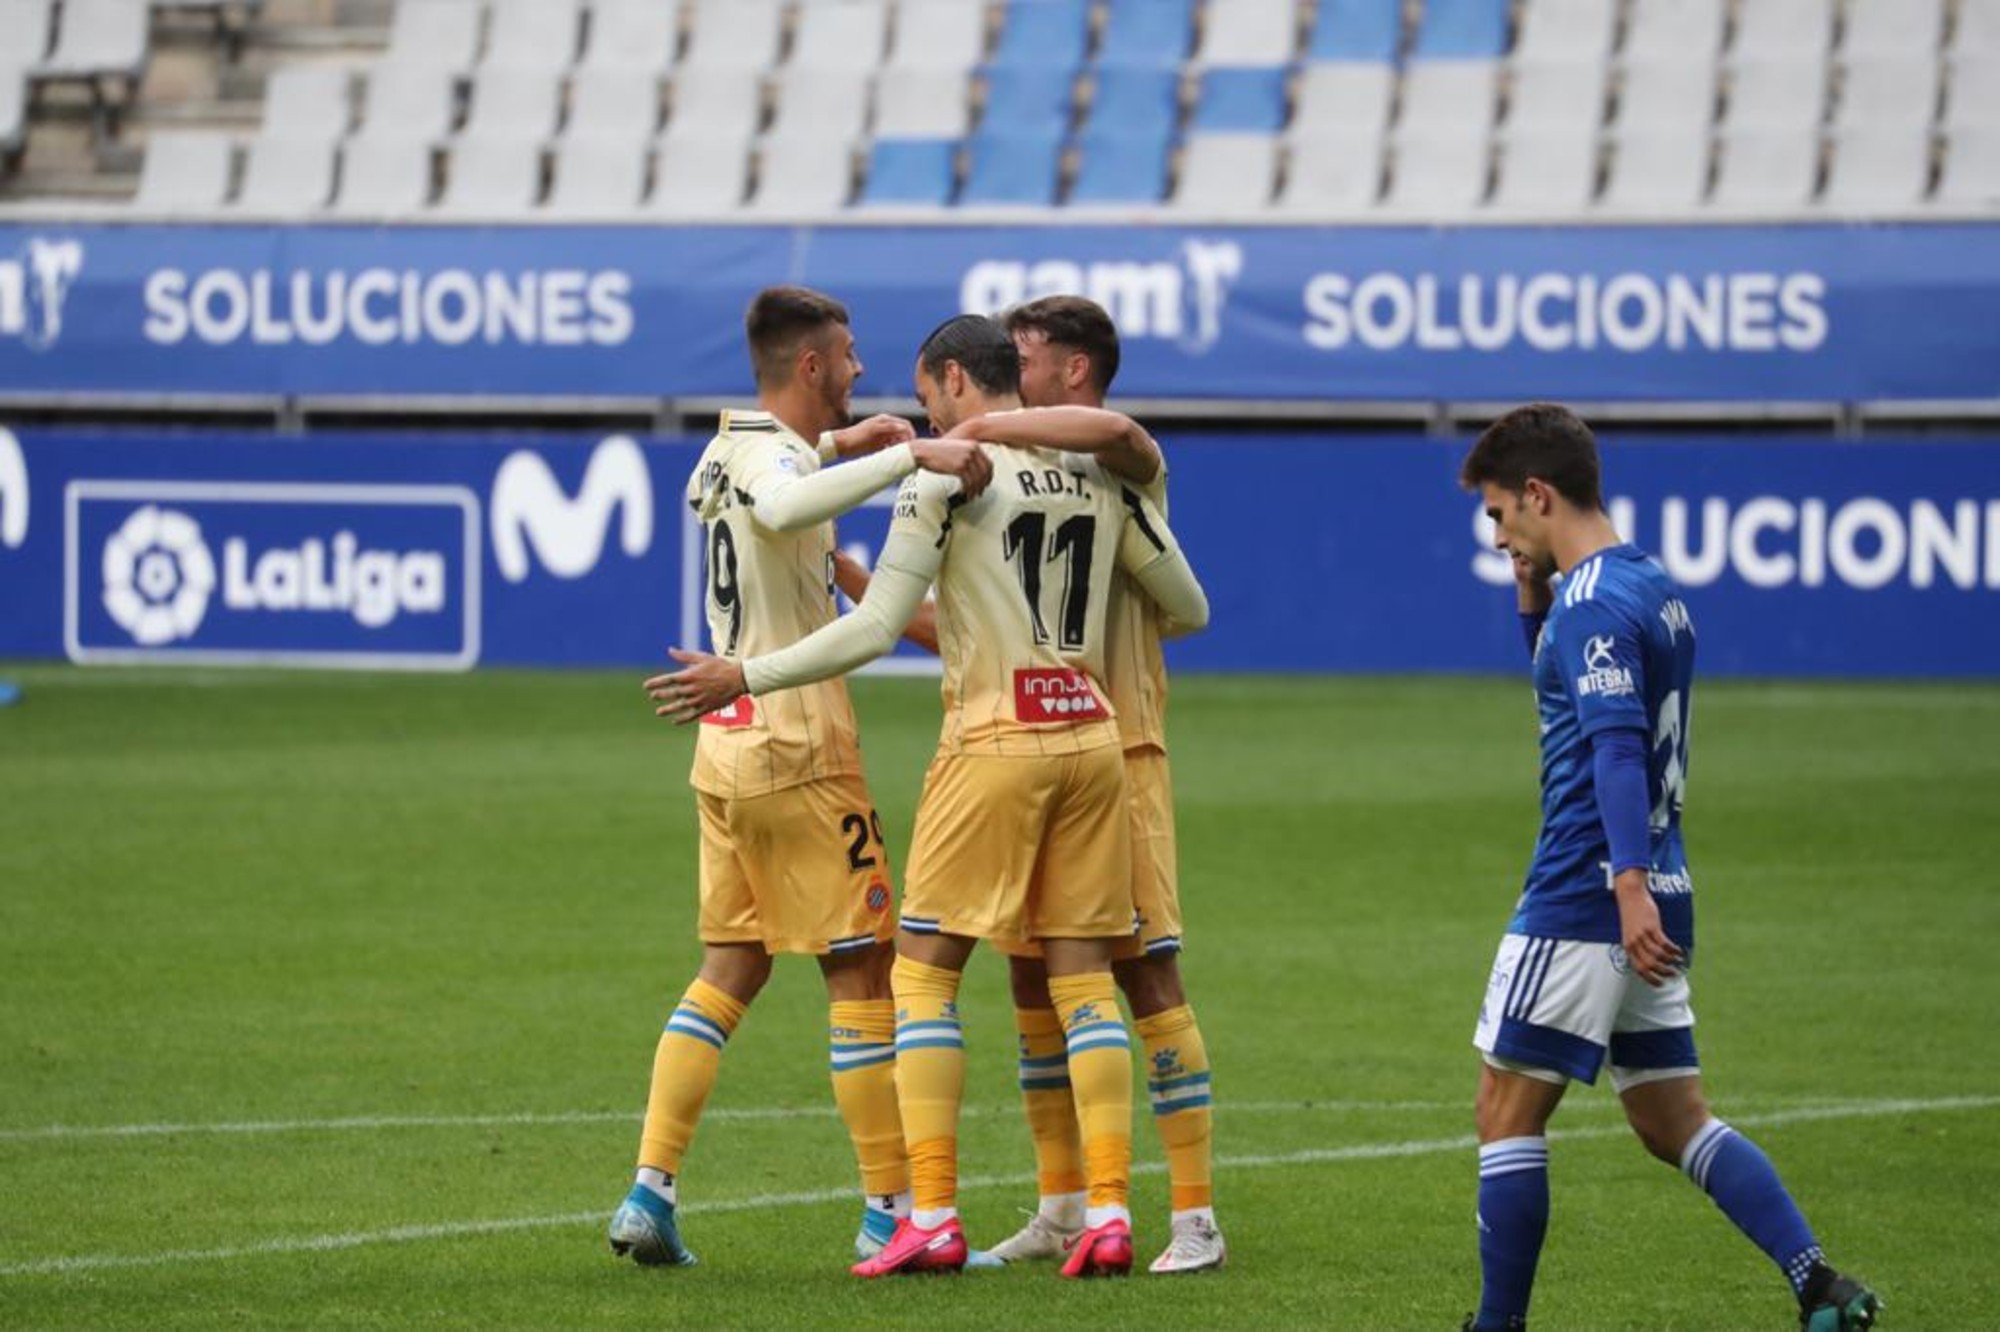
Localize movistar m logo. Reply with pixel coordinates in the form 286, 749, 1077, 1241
490, 436, 653, 582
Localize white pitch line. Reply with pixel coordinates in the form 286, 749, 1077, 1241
2, 1093, 1993, 1280
0, 1093, 1920, 1145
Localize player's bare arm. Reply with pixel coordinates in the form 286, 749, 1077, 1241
825, 412, 916, 459
833, 550, 939, 654
944, 405, 1163, 485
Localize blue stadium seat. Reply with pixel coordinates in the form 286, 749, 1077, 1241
990, 0, 1092, 70
1096, 0, 1197, 69
1309, 0, 1404, 63
961, 128, 1066, 205
861, 138, 958, 206
981, 65, 1080, 135
1084, 65, 1182, 137
1412, 0, 1509, 59
1069, 125, 1174, 203
1192, 67, 1289, 133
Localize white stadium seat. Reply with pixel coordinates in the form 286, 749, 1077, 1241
1822, 123, 1933, 210
749, 133, 856, 213
1194, 0, 1299, 67
438, 135, 544, 214
1490, 126, 1600, 212
1956, 0, 2000, 54
580, 0, 681, 73
1513, 0, 1618, 61
681, 0, 785, 72
1386, 129, 1492, 213
460, 65, 563, 141
1711, 126, 1822, 210
789, 0, 891, 71
1936, 122, 2000, 206
1398, 60, 1499, 134
1623, 0, 1725, 61
769, 66, 872, 141
1507, 58, 1609, 132
1836, 58, 1940, 132
381, 0, 482, 73
873, 66, 971, 138
0, 62, 27, 154
235, 135, 337, 215
331, 135, 434, 215
1945, 53, 2000, 128
1172, 132, 1281, 214
648, 132, 749, 216
885, 0, 987, 72
666, 65, 765, 141
1723, 59, 1828, 132
131, 130, 233, 214
2, 0, 57, 66
1729, 0, 1833, 61
566, 66, 662, 143
483, 0, 583, 74
1292, 62, 1395, 138
1616, 57, 1717, 128
355, 63, 457, 144
1600, 125, 1709, 212
38, 0, 150, 81
261, 64, 353, 140
1275, 132, 1381, 215
545, 134, 650, 217
1841, 0, 1945, 59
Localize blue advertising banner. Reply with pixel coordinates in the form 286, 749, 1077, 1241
0, 425, 1995, 677
1, 222, 1996, 404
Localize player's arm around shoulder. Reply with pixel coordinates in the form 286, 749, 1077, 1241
946, 405, 1163, 487
1114, 485, 1208, 638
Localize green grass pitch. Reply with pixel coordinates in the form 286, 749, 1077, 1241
2, 666, 1997, 1329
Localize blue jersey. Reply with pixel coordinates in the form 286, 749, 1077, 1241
1516, 544, 1696, 947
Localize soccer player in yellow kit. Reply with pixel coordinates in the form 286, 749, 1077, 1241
653, 314, 1210, 1279
608, 287, 992, 1270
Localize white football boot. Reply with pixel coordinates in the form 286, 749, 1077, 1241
1147, 1213, 1226, 1274
986, 1210, 1083, 1263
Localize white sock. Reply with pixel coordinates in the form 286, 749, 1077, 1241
1171, 1205, 1217, 1228
912, 1205, 958, 1230
1039, 1190, 1085, 1227
891, 1189, 912, 1219
635, 1166, 675, 1205
1084, 1203, 1130, 1230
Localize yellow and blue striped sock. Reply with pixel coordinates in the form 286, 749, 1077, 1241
1135, 1004, 1215, 1217
1048, 971, 1133, 1224
891, 956, 965, 1225
637, 978, 747, 1179
829, 999, 908, 1201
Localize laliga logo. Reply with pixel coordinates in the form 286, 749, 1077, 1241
0, 238, 84, 350
491, 436, 653, 582
102, 505, 217, 646
959, 238, 1243, 353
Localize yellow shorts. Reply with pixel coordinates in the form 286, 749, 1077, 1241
695, 772, 896, 956
901, 745, 1134, 946
995, 746, 1181, 962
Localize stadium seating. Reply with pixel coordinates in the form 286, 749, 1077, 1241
131, 129, 233, 213
7, 0, 1989, 222
545, 135, 649, 217
1938, 123, 2000, 205
438, 135, 543, 214
649, 132, 748, 216
331, 135, 433, 214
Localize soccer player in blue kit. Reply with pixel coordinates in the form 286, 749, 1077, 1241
1457, 405, 1881, 1332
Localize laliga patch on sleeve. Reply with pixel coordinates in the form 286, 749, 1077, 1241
701, 697, 757, 728
1013, 668, 1108, 723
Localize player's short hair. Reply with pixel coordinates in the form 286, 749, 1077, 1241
744, 285, 850, 388
918, 313, 1021, 396
1001, 295, 1121, 394
1459, 403, 1604, 511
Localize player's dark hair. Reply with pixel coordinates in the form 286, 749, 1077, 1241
744, 285, 850, 389
1001, 295, 1121, 394
1459, 403, 1604, 511
917, 313, 1021, 396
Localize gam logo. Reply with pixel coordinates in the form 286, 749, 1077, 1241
0, 238, 84, 351
959, 239, 1244, 354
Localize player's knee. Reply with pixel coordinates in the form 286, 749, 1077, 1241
1113, 954, 1185, 1017
698, 946, 772, 1003
1008, 955, 1052, 1010
819, 941, 894, 1001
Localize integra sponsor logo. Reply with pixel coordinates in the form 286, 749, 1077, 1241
1304, 271, 1827, 354
142, 267, 634, 348
1474, 496, 2000, 592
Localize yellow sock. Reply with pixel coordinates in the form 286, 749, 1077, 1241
637, 978, 748, 1175
1015, 1006, 1087, 1198
890, 956, 964, 1216
829, 999, 908, 1198
1047, 972, 1132, 1213
1135, 1004, 1214, 1214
